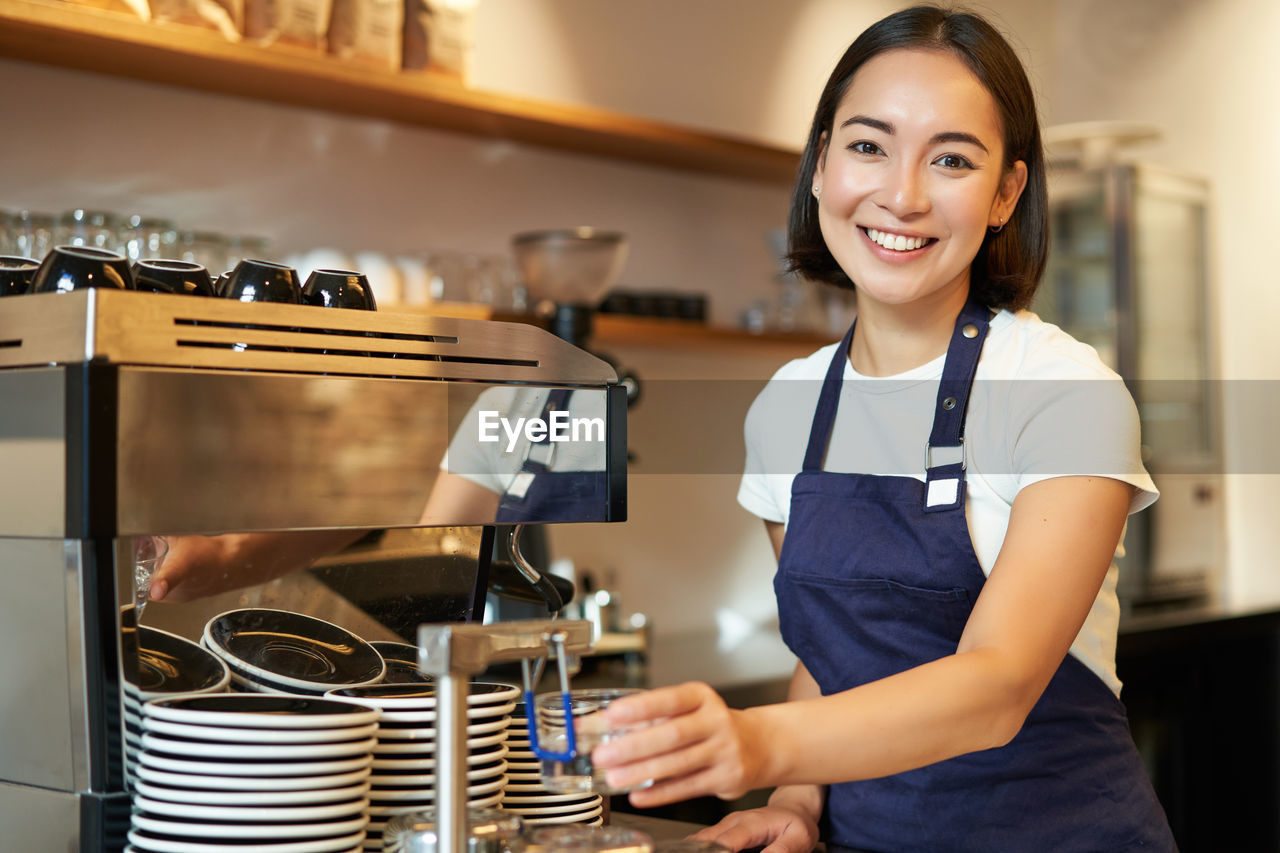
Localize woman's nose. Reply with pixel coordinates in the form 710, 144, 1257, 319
877, 163, 931, 218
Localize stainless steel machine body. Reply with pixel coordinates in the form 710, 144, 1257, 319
0, 289, 627, 851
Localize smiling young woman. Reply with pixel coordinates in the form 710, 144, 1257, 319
589, 6, 1176, 853
811, 47, 1028, 375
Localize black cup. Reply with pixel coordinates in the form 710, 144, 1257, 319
302, 269, 378, 311
214, 270, 233, 297
132, 259, 217, 297
221, 258, 301, 304
29, 245, 134, 293
0, 255, 40, 296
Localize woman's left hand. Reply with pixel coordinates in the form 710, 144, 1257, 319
590, 682, 772, 807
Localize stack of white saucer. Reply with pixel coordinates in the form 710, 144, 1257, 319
327, 682, 518, 850
128, 694, 379, 853
500, 704, 604, 827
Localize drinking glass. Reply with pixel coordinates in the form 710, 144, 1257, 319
56, 209, 119, 251
525, 826, 654, 853
179, 230, 230, 275
133, 535, 170, 616
12, 210, 55, 260
381, 807, 523, 853
227, 235, 270, 270
119, 215, 178, 264
533, 687, 654, 794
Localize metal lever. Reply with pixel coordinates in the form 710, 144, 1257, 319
522, 632, 577, 762
417, 620, 595, 853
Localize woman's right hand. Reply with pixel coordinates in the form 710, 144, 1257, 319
690, 800, 821, 853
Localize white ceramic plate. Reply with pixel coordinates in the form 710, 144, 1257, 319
521, 804, 604, 825
139, 752, 372, 778
369, 744, 508, 772
368, 776, 505, 802
501, 791, 599, 806
363, 702, 517, 722
372, 730, 507, 754
366, 761, 506, 787
127, 827, 366, 853
141, 733, 376, 761
133, 779, 371, 807
143, 718, 380, 745
500, 795, 603, 816
144, 694, 380, 730
135, 763, 371, 792
133, 793, 368, 823
469, 791, 504, 809
375, 716, 510, 739
130, 811, 368, 840
328, 682, 518, 708
503, 783, 558, 794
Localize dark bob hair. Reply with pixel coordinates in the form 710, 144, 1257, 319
787, 5, 1048, 312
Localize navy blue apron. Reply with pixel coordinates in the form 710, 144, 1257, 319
774, 299, 1175, 852
495, 389, 607, 523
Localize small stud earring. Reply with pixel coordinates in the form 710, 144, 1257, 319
812, 186, 821, 201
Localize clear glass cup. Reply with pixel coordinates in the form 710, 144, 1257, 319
178, 230, 230, 275
56, 209, 120, 251
533, 687, 654, 794
425, 250, 471, 303
227, 235, 270, 270
132, 535, 170, 616
119, 215, 178, 264
13, 210, 56, 260
0, 210, 13, 255
382, 806, 524, 853
525, 826, 654, 853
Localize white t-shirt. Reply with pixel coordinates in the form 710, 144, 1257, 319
737, 309, 1157, 696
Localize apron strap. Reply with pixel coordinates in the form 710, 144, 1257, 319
503, 388, 573, 499
923, 297, 991, 512
801, 319, 859, 473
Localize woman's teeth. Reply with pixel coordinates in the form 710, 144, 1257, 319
866, 228, 929, 252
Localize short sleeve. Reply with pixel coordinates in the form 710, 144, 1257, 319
736, 355, 827, 525
1008, 366, 1158, 514
736, 377, 784, 521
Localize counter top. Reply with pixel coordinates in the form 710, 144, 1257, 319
646, 627, 796, 693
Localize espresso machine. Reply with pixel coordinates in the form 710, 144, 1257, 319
0, 288, 627, 851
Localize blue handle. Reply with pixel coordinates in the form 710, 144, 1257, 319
525, 689, 578, 762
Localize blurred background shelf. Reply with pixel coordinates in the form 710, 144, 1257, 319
0, 0, 800, 184
415, 302, 836, 347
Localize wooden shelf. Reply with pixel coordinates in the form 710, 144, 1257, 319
415, 302, 835, 348
0, 0, 801, 184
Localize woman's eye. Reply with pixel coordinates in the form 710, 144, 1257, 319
936, 153, 974, 170
849, 141, 883, 156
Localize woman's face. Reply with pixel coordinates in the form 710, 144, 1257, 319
813, 47, 1027, 310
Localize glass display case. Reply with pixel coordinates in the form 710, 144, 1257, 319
1037, 162, 1222, 612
